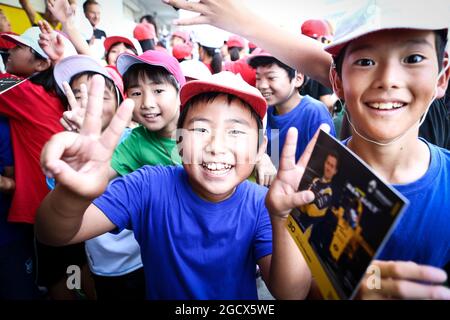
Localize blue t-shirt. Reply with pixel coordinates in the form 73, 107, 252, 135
0, 117, 27, 246
266, 95, 336, 167
93, 165, 273, 299
378, 141, 450, 267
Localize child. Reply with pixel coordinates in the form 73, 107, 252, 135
248, 50, 335, 166
113, 50, 275, 185
109, 50, 186, 177
52, 54, 145, 300
104, 36, 141, 67
164, 0, 450, 299
36, 71, 313, 299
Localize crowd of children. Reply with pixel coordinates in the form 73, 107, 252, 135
0, 0, 449, 300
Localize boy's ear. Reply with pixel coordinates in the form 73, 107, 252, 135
294, 72, 305, 89
436, 53, 450, 99
330, 67, 344, 99
256, 135, 268, 162
34, 58, 51, 73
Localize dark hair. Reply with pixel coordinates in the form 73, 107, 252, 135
177, 92, 264, 149
249, 56, 296, 81
139, 39, 156, 52
333, 29, 448, 78
139, 15, 159, 38
105, 42, 138, 65
200, 45, 222, 74
228, 46, 243, 62
122, 63, 180, 93
326, 151, 339, 166
29, 65, 57, 93
83, 0, 99, 13
71, 71, 120, 102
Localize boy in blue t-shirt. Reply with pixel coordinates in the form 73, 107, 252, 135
248, 50, 335, 166
165, 0, 450, 300
36, 71, 314, 299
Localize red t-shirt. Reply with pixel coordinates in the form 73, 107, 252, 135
0, 74, 64, 223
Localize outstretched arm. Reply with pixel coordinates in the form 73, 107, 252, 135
260, 124, 331, 299
19, 0, 38, 26
36, 75, 134, 246
46, 0, 92, 55
162, 0, 333, 87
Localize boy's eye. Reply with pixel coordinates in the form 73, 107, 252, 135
154, 89, 164, 94
403, 54, 424, 64
228, 129, 246, 136
190, 127, 208, 133
355, 58, 375, 67
129, 91, 141, 97
74, 95, 81, 101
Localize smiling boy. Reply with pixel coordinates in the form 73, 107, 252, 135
36, 71, 313, 299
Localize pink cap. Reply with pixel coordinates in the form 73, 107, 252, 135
180, 71, 266, 119
104, 36, 139, 53
246, 48, 274, 66
172, 43, 192, 60
133, 23, 156, 41
117, 50, 186, 86
301, 19, 332, 39
226, 35, 245, 48
171, 30, 189, 43
54, 55, 124, 100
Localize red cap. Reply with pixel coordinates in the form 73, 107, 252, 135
248, 42, 257, 49
226, 35, 245, 48
223, 58, 256, 87
0, 32, 18, 49
104, 36, 138, 53
301, 19, 331, 39
180, 71, 266, 119
172, 43, 192, 60
171, 30, 189, 43
117, 50, 186, 87
133, 22, 156, 41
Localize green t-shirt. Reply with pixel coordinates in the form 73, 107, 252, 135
111, 126, 182, 176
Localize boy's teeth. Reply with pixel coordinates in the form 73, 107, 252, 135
368, 102, 404, 110
203, 163, 232, 171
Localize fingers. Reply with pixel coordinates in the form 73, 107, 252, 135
80, 83, 88, 110
162, 0, 205, 12
297, 123, 330, 168
40, 132, 77, 178
174, 15, 210, 26
278, 127, 298, 172
271, 189, 315, 215
99, 99, 134, 153
63, 82, 78, 111
60, 114, 77, 132
80, 75, 104, 136
379, 278, 450, 300
375, 260, 448, 284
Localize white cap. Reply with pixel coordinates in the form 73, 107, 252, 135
1, 27, 77, 60
180, 59, 212, 80
325, 0, 449, 56
2, 27, 48, 58
192, 25, 227, 49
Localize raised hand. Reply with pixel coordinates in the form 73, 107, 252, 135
47, 0, 74, 24
265, 124, 330, 219
359, 260, 450, 300
37, 20, 64, 63
162, 0, 246, 34
60, 81, 88, 132
255, 153, 277, 187
40, 75, 134, 199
